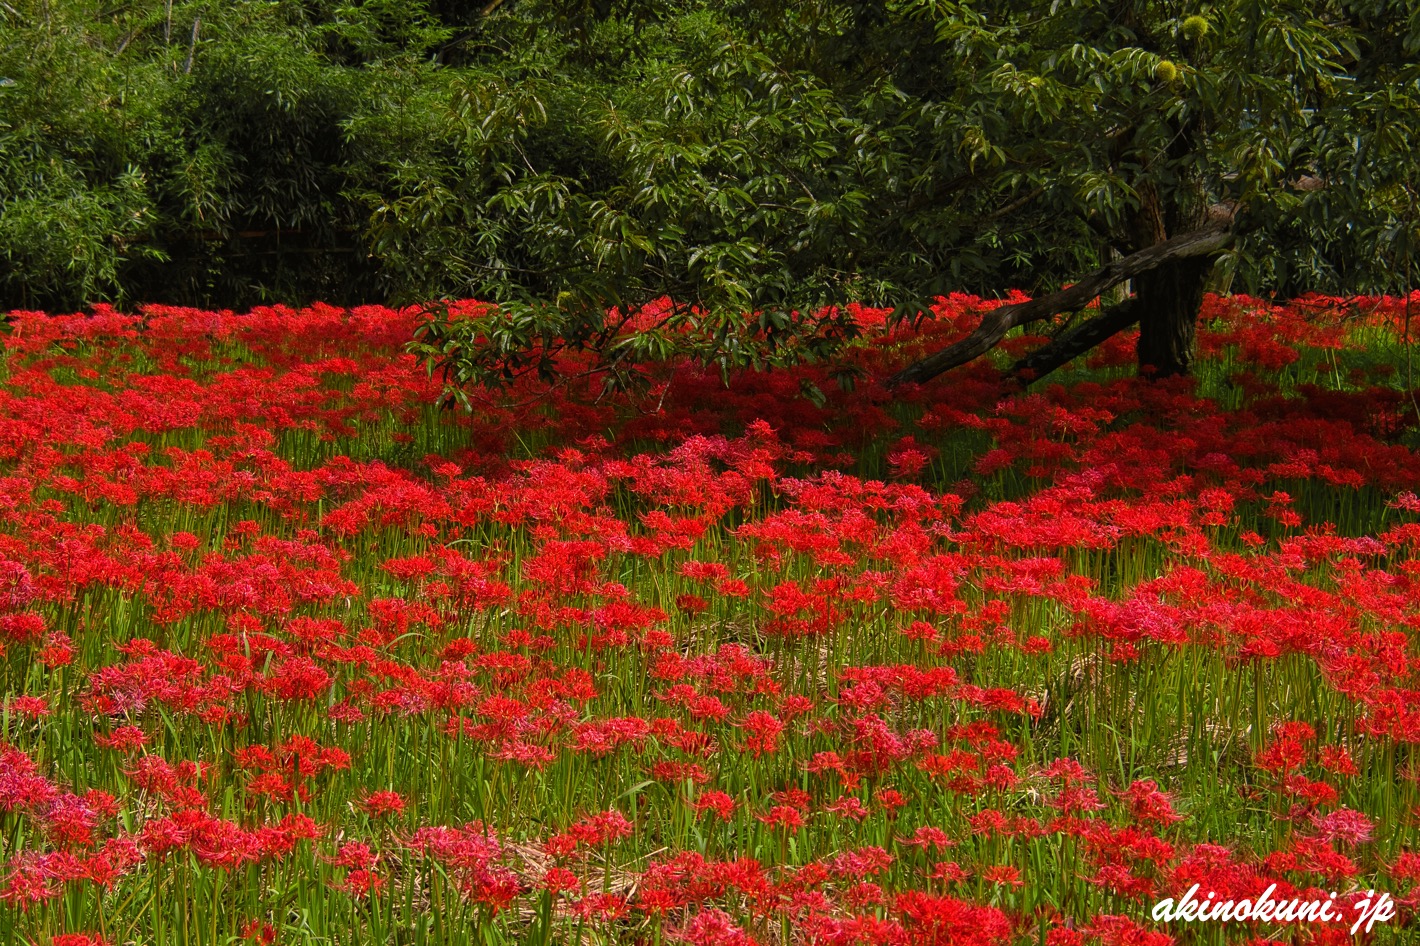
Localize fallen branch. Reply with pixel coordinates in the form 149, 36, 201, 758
887, 223, 1233, 387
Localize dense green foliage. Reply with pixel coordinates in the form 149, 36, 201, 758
2, 1, 1417, 384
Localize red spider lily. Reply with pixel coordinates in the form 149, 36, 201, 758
405, 823, 521, 909
1, 859, 59, 909
930, 861, 968, 883
676, 593, 709, 615
693, 791, 736, 821
651, 761, 710, 785
542, 866, 580, 894
1308, 808, 1375, 846
1087, 863, 1155, 899
1318, 745, 1359, 776
981, 865, 1025, 888
240, 921, 277, 945
0, 294, 1416, 943
875, 788, 908, 818
566, 809, 635, 848
757, 807, 805, 831
1117, 780, 1185, 827
336, 869, 386, 899
828, 846, 894, 879
1082, 914, 1173, 946
572, 716, 651, 756
821, 796, 870, 822
739, 711, 785, 757
894, 891, 1013, 945
898, 826, 955, 852
1256, 722, 1316, 776
360, 790, 405, 817
1039, 758, 1093, 785
1284, 775, 1340, 807
331, 842, 377, 870
572, 892, 630, 922
8, 695, 48, 717
669, 909, 759, 946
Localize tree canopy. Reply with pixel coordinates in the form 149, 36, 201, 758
2, 0, 1417, 388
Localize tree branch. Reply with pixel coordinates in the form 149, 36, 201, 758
886, 222, 1233, 387
1008, 298, 1140, 385
984, 186, 1046, 224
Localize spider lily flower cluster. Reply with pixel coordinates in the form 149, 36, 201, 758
0, 291, 1418, 945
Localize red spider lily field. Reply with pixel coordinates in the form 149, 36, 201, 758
2, 293, 1420, 946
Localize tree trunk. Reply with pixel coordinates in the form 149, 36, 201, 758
1133, 256, 1211, 377
1127, 179, 1211, 378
